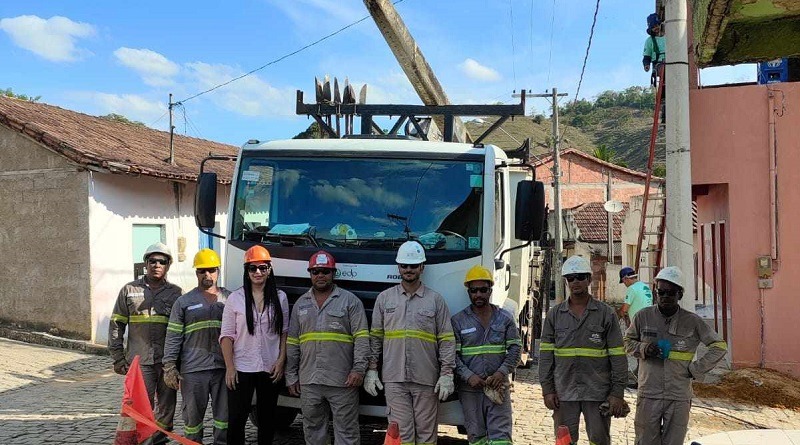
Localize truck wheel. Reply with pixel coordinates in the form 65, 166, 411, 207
249, 406, 299, 430
457, 425, 468, 435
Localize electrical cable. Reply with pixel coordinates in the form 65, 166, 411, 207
508, 0, 518, 87
178, 0, 407, 104
530, 0, 535, 75
546, 0, 556, 85
572, 0, 601, 109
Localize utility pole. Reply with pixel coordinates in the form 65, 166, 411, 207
516, 88, 568, 302
607, 171, 613, 264
665, 0, 694, 311
168, 93, 176, 165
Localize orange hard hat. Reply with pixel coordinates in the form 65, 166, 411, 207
244, 245, 271, 264
308, 250, 336, 271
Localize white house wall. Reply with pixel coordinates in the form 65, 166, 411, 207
88, 172, 230, 344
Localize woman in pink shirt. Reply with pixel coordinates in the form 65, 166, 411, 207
220, 245, 289, 444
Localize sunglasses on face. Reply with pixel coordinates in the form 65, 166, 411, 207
564, 274, 589, 283
247, 264, 271, 273
310, 269, 333, 276
657, 289, 680, 297
468, 286, 491, 294
148, 258, 169, 266
399, 264, 420, 270
196, 267, 219, 275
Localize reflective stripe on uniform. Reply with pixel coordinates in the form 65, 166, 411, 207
299, 332, 354, 344
370, 328, 384, 338
667, 351, 695, 361
469, 437, 488, 445
607, 346, 626, 356
460, 344, 506, 356
184, 320, 221, 334
353, 329, 369, 339
540, 342, 555, 352
384, 329, 436, 343
213, 419, 228, 429
167, 322, 183, 334
710, 341, 728, 350
287, 336, 300, 346
129, 314, 169, 324
505, 339, 522, 347
542, 346, 622, 358
490, 440, 513, 445
437, 332, 456, 342
184, 423, 203, 434
110, 314, 129, 323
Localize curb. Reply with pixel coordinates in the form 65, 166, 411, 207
0, 326, 109, 356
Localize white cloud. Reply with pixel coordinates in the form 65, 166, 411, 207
267, 0, 364, 32
459, 58, 501, 82
184, 62, 296, 117
0, 15, 95, 62
73, 92, 166, 125
114, 48, 179, 86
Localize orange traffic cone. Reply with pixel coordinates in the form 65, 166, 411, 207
384, 421, 401, 445
556, 425, 573, 445
112, 410, 139, 445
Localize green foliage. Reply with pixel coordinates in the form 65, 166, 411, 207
293, 122, 324, 139
100, 113, 145, 127
532, 114, 544, 124
561, 86, 656, 116
2, 87, 40, 102
652, 164, 666, 177
592, 144, 616, 162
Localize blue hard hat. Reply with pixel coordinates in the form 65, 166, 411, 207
619, 267, 637, 283
647, 13, 661, 30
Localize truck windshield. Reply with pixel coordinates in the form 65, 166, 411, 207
231, 156, 484, 251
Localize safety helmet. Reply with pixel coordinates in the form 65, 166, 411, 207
647, 13, 661, 30
395, 240, 426, 264
464, 265, 494, 286
619, 266, 637, 283
244, 245, 271, 264
308, 250, 336, 271
143, 242, 172, 262
561, 255, 592, 276
193, 248, 221, 269
655, 266, 684, 289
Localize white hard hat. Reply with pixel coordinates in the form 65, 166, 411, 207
561, 255, 592, 276
396, 240, 426, 264
655, 266, 684, 289
143, 242, 173, 262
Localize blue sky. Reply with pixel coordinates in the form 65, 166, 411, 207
0, 0, 755, 147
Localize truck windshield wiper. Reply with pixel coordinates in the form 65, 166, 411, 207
262, 232, 320, 247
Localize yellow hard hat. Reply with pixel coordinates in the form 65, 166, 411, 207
193, 248, 221, 269
464, 265, 494, 286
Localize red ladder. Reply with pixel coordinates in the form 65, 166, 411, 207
634, 66, 666, 278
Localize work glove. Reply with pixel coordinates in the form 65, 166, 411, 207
363, 369, 383, 397
163, 362, 181, 390
600, 396, 630, 418
434, 374, 455, 401
483, 386, 505, 405
643, 342, 661, 359
113, 358, 129, 375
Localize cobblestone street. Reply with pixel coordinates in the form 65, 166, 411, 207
2, 337, 799, 444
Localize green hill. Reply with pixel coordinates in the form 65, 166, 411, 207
466, 86, 659, 171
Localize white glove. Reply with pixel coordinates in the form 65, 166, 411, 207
483, 386, 505, 405
434, 374, 454, 401
364, 369, 383, 396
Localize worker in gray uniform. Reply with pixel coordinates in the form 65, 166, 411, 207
452, 265, 521, 445
109, 242, 183, 445
539, 255, 628, 445
365, 240, 456, 445
163, 248, 230, 444
285, 250, 370, 445
624, 266, 727, 445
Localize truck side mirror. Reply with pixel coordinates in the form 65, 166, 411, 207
514, 180, 545, 241
195, 172, 218, 229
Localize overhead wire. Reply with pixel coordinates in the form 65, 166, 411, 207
530, 0, 535, 75
177, 0, 406, 104
508, 0, 518, 87
546, 0, 556, 85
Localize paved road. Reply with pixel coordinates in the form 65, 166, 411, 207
2, 337, 799, 444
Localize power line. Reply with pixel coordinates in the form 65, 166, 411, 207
546, 0, 556, 85
530, 0, 536, 74
508, 0, 517, 87
178, 0, 406, 104
572, 0, 601, 105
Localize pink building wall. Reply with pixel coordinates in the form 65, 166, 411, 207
535, 150, 650, 209
691, 82, 800, 376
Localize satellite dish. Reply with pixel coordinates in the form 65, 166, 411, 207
603, 200, 624, 213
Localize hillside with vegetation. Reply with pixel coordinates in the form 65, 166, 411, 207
466, 86, 659, 171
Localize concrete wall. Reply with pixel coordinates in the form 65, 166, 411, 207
691, 82, 800, 376
89, 173, 231, 344
535, 153, 650, 209
0, 128, 91, 338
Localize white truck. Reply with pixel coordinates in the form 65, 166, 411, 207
195, 136, 545, 427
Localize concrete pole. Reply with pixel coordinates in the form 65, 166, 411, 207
664, 0, 695, 311
552, 88, 565, 303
